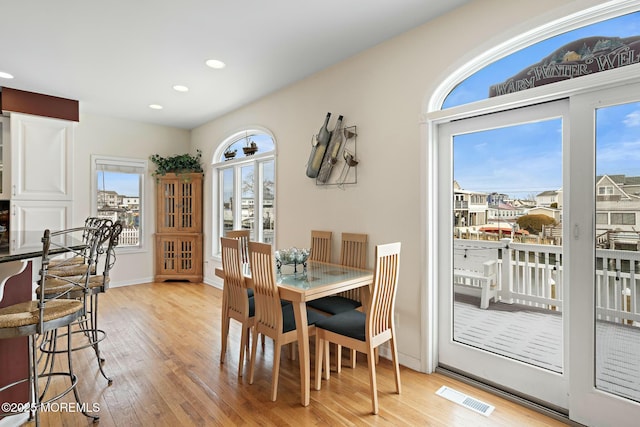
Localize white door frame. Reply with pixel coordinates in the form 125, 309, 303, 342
436, 100, 570, 410
567, 82, 640, 427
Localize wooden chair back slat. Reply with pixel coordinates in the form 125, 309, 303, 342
367, 242, 401, 339
248, 241, 282, 334
340, 232, 367, 268
338, 232, 367, 301
309, 230, 332, 263
226, 229, 250, 263
220, 237, 250, 317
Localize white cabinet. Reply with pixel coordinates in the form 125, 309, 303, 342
10, 113, 73, 201
0, 117, 10, 200
10, 200, 72, 251
8, 113, 75, 253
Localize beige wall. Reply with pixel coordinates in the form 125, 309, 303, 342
73, 112, 190, 285
190, 0, 599, 369
62, 0, 606, 369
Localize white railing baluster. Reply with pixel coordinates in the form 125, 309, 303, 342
453, 238, 640, 325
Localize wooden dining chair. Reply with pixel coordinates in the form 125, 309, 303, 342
247, 241, 326, 401
219, 237, 255, 378
314, 242, 401, 415
307, 232, 367, 370
309, 230, 332, 263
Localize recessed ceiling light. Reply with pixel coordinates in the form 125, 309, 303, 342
205, 59, 226, 69
0, 71, 14, 79
173, 85, 189, 92
149, 104, 163, 110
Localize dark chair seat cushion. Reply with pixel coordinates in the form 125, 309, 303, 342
307, 296, 361, 315
314, 310, 366, 341
281, 303, 327, 333
248, 296, 255, 317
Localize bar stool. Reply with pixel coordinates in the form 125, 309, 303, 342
47, 217, 112, 277
37, 221, 122, 385
0, 227, 101, 426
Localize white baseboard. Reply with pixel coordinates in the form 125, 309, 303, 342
378, 346, 422, 372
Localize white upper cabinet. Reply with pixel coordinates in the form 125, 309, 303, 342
10, 113, 74, 201
0, 117, 9, 200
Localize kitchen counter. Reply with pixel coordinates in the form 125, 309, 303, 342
0, 230, 85, 410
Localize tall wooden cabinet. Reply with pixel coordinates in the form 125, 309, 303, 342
154, 173, 203, 282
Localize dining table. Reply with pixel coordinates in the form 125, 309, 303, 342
215, 259, 373, 406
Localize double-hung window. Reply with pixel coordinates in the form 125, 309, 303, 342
91, 155, 147, 249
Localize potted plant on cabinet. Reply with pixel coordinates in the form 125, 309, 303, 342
150, 149, 204, 179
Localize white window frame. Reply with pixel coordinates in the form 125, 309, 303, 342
91, 154, 147, 253
610, 212, 636, 225
211, 128, 276, 257
598, 186, 614, 195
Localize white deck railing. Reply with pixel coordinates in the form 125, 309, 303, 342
119, 227, 140, 246
454, 238, 639, 325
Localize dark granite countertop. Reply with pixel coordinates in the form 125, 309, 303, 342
0, 230, 86, 263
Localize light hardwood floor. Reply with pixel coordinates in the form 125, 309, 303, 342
27, 282, 571, 426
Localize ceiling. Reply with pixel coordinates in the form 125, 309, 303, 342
0, 0, 471, 129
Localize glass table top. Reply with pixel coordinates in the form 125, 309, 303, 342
239, 261, 372, 291
275, 262, 371, 290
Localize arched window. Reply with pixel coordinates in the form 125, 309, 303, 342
442, 10, 640, 109
213, 128, 276, 251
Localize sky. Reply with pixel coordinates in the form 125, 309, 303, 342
98, 171, 140, 197
450, 11, 640, 199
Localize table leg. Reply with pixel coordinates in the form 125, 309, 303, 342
292, 300, 310, 406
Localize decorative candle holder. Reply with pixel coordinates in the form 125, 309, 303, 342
275, 247, 310, 274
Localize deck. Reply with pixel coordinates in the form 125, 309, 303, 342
454, 293, 640, 403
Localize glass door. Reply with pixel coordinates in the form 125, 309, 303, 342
569, 85, 640, 426
438, 100, 569, 410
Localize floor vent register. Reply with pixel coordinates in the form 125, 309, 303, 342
436, 385, 495, 416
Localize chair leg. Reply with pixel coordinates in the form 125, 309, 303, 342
220, 289, 229, 363
323, 340, 330, 381
29, 335, 40, 425
271, 340, 282, 401
336, 344, 342, 373
248, 327, 259, 384
349, 348, 357, 369
288, 342, 296, 360
367, 344, 379, 415
91, 294, 112, 385
238, 324, 250, 378
66, 324, 100, 422
220, 310, 230, 363
314, 335, 323, 390
389, 334, 401, 394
